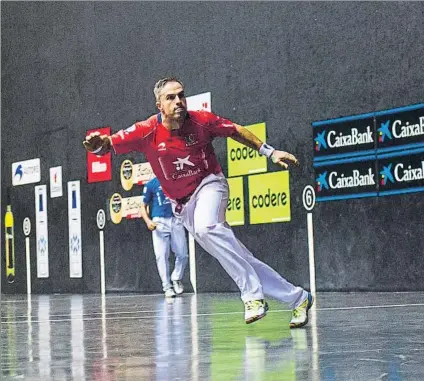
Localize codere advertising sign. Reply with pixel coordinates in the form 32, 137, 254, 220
248, 171, 291, 224
227, 123, 267, 177
226, 177, 245, 226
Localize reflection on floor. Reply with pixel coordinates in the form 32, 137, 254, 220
1, 292, 424, 380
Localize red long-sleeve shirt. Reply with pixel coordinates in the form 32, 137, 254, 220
111, 110, 237, 200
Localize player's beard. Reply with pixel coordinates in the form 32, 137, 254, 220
173, 107, 187, 121
164, 108, 186, 128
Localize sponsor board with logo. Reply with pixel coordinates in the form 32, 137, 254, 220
226, 177, 245, 226
12, 158, 41, 186
68, 181, 82, 278
378, 151, 424, 196
227, 123, 267, 177
35, 185, 49, 278
109, 194, 143, 224
120, 160, 155, 191
87, 127, 112, 183
376, 104, 424, 153
122, 196, 143, 219
314, 157, 378, 201
248, 171, 291, 224
313, 114, 375, 162
49, 166, 63, 198
109, 193, 123, 224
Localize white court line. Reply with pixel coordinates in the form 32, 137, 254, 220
2, 302, 424, 325
0, 293, 183, 303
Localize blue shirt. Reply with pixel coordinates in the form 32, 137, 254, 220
141, 178, 173, 218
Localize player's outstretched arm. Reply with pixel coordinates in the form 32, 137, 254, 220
231, 124, 299, 169
83, 132, 112, 155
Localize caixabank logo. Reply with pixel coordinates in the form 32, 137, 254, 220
378, 153, 424, 196
314, 159, 378, 201
313, 115, 375, 160
376, 104, 424, 152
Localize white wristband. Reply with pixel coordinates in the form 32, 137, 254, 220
259, 143, 275, 158
92, 146, 103, 154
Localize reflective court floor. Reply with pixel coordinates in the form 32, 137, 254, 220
1, 292, 424, 381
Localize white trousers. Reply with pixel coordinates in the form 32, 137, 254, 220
172, 173, 307, 307
152, 216, 188, 291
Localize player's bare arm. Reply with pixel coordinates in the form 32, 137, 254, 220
139, 202, 157, 231
83, 132, 112, 155
231, 124, 300, 169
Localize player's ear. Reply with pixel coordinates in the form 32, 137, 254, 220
156, 101, 163, 113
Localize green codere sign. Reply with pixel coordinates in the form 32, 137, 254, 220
227, 123, 267, 177
226, 177, 244, 226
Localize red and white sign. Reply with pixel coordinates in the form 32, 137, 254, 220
49, 166, 63, 198
186, 92, 211, 112
87, 127, 112, 183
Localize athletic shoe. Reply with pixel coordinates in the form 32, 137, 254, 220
172, 280, 184, 295
164, 288, 176, 298
245, 299, 267, 324
290, 292, 314, 329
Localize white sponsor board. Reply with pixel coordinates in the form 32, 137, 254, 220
49, 166, 63, 198
187, 92, 211, 112
133, 162, 155, 185
35, 185, 49, 278
123, 196, 143, 219
68, 181, 82, 278
13, 158, 41, 186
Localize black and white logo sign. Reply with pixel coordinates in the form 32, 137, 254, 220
23, 217, 31, 236
97, 209, 106, 230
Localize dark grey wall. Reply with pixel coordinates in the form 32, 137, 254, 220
2, 2, 424, 294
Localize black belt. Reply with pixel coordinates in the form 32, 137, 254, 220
174, 192, 194, 214
176, 192, 194, 206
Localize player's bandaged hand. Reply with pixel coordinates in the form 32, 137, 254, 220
83, 132, 110, 154
271, 150, 300, 169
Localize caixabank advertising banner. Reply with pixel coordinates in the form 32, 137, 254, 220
378, 150, 424, 197
313, 102, 424, 202
376, 104, 424, 153
312, 113, 375, 162
314, 157, 378, 201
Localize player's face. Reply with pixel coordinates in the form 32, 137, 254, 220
156, 82, 187, 121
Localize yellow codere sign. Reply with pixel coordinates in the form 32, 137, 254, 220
248, 171, 291, 224
227, 123, 267, 177
226, 177, 244, 226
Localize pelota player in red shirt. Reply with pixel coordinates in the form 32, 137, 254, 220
83, 77, 313, 328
